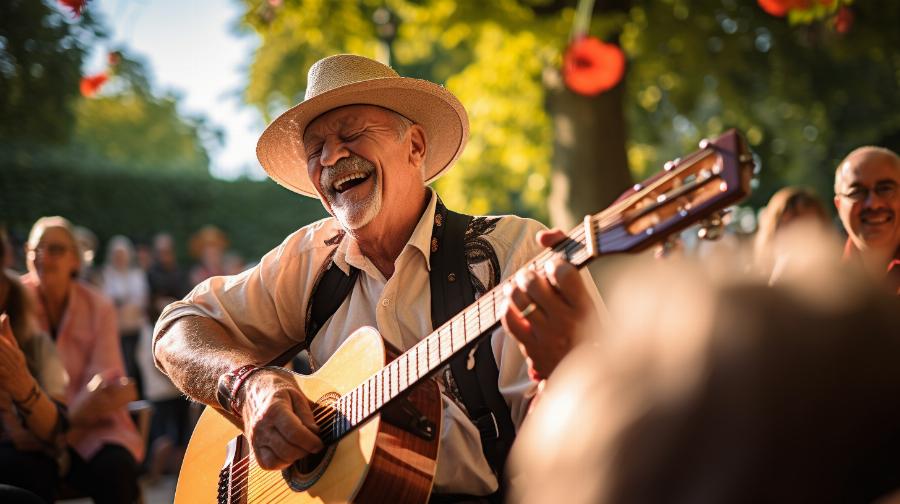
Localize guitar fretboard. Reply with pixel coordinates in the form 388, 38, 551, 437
316, 229, 596, 444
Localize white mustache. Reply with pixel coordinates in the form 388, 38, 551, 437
320, 155, 375, 192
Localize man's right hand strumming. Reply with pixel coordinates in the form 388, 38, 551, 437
237, 369, 324, 470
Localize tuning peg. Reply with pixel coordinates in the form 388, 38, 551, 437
699, 138, 711, 149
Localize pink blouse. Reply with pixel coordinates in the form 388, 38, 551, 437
21, 274, 144, 462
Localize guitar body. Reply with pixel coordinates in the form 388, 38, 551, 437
175, 327, 442, 503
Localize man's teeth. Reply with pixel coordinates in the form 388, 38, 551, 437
332, 172, 368, 191
863, 214, 891, 224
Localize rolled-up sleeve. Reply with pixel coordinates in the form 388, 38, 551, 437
152, 220, 337, 370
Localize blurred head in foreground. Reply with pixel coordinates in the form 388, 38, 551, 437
508, 236, 900, 504
754, 186, 832, 283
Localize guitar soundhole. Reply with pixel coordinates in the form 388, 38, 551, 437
282, 391, 340, 491
283, 444, 337, 491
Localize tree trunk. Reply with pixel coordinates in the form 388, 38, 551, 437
544, 65, 635, 296
544, 66, 632, 231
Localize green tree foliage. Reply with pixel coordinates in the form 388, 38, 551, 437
238, 0, 900, 221
1, 2, 216, 176
68, 52, 221, 175
0, 0, 100, 144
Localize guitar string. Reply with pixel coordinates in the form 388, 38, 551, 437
222, 235, 593, 498
299, 231, 600, 440
306, 239, 595, 441
305, 154, 716, 435
221, 151, 722, 497
305, 231, 589, 431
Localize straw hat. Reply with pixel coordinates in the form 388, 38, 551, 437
189, 225, 229, 258
256, 54, 469, 198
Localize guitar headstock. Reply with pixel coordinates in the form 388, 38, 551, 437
589, 129, 755, 256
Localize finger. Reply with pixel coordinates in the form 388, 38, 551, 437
516, 270, 564, 320
536, 229, 567, 248
501, 301, 535, 346
507, 280, 546, 328
287, 389, 325, 452
252, 413, 309, 468
254, 445, 291, 471
0, 314, 16, 346
502, 282, 528, 313
544, 260, 593, 311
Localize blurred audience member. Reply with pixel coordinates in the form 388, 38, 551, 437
22, 217, 143, 503
141, 232, 193, 481
134, 241, 153, 274
222, 251, 246, 276
754, 186, 833, 284
834, 146, 900, 293
101, 235, 149, 399
0, 230, 68, 503
72, 226, 101, 287
508, 248, 900, 504
1, 228, 15, 270
188, 225, 229, 286
147, 233, 188, 324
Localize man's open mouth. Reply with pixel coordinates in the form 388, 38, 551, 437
332, 172, 372, 193
861, 212, 894, 226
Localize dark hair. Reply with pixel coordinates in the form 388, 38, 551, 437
0, 230, 30, 346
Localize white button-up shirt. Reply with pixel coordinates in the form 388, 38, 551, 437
154, 190, 602, 494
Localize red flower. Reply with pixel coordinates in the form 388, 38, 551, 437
758, 0, 837, 17
80, 72, 108, 97
758, 0, 792, 17
563, 37, 626, 97
834, 6, 853, 33
58, 0, 88, 17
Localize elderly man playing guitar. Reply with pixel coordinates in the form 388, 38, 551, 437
153, 54, 604, 503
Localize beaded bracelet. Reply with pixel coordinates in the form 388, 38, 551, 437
216, 364, 268, 416
12, 382, 42, 417
12, 382, 41, 407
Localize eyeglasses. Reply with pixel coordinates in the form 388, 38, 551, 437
838, 181, 897, 202
29, 243, 72, 257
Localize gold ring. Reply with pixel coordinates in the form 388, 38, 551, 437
520, 302, 538, 318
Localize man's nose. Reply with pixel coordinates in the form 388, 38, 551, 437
864, 189, 888, 208
319, 136, 350, 167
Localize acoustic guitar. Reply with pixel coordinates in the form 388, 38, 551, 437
175, 129, 754, 503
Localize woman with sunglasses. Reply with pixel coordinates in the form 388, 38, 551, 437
21, 217, 143, 503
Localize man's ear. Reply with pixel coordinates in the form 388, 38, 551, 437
408, 124, 427, 169
834, 195, 841, 212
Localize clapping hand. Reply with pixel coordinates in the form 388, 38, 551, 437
0, 313, 34, 400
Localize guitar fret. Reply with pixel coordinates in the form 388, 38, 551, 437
391, 362, 399, 400
399, 354, 409, 390
349, 389, 356, 427
368, 377, 374, 415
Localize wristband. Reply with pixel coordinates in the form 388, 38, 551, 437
216, 364, 266, 416
12, 382, 41, 407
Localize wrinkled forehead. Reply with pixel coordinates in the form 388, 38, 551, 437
303, 104, 398, 141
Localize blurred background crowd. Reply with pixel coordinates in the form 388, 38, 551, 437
1, 0, 899, 503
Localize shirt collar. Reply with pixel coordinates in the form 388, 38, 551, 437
331, 189, 439, 277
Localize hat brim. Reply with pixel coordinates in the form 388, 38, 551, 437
256, 77, 469, 198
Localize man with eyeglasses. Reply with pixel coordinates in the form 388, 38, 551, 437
833, 146, 900, 293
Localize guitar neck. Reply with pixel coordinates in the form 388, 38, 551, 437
318, 129, 754, 444
319, 224, 597, 445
